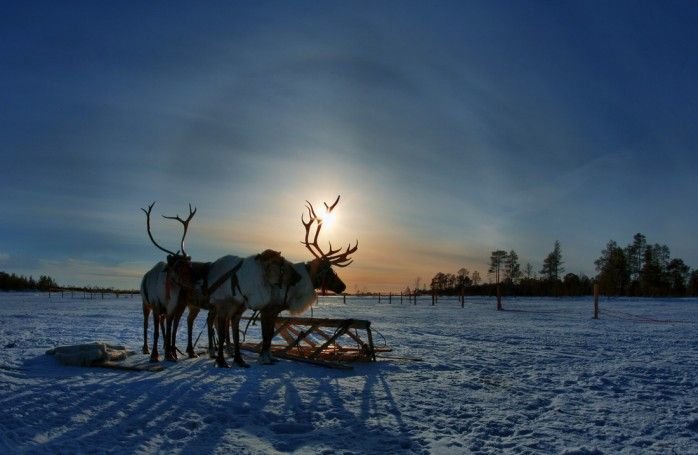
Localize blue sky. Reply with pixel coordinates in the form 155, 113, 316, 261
2, 1, 697, 291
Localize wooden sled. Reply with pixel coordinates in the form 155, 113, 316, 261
240, 316, 392, 370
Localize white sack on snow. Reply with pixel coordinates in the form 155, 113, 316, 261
46, 342, 134, 366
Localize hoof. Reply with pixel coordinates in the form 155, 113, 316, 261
149, 356, 159, 363
216, 359, 230, 368
187, 351, 199, 359
142, 347, 150, 355
234, 358, 250, 368
165, 353, 178, 362
258, 352, 275, 365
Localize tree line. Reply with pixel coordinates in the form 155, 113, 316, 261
0, 271, 58, 291
424, 235, 698, 297
0, 271, 139, 294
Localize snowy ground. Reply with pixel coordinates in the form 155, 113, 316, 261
0, 293, 696, 454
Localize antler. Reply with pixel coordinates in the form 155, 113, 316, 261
142, 201, 178, 256
162, 203, 197, 258
301, 195, 358, 266
142, 202, 197, 257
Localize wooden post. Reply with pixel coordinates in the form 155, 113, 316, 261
343, 294, 346, 304
400, 292, 403, 304
378, 293, 381, 304
496, 285, 502, 311
593, 283, 599, 319
431, 292, 435, 305
389, 293, 392, 304
460, 287, 464, 308
414, 291, 417, 305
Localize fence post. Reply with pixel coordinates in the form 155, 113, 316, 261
378, 293, 381, 304
343, 294, 346, 304
389, 293, 392, 304
593, 283, 599, 319
496, 285, 502, 311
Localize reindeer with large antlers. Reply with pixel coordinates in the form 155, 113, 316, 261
256, 195, 358, 364
140, 202, 198, 362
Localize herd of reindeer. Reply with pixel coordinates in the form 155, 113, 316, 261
139, 195, 358, 368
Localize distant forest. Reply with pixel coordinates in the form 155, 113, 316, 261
3, 233, 698, 297
421, 234, 698, 298
0, 272, 58, 292
0, 272, 132, 294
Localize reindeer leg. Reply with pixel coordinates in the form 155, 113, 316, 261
150, 311, 160, 362
215, 313, 230, 368
142, 301, 150, 355
165, 315, 177, 362
258, 309, 278, 365
207, 310, 217, 359
231, 307, 249, 368
159, 317, 165, 352
224, 316, 232, 354
186, 306, 200, 358
171, 306, 185, 361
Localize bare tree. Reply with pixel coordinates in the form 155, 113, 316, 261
471, 270, 481, 286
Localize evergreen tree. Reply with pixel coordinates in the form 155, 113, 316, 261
688, 270, 698, 296
625, 233, 647, 285
640, 244, 670, 296
456, 268, 471, 289
667, 258, 690, 296
540, 241, 564, 281
503, 250, 522, 284
594, 240, 629, 295
430, 272, 447, 293
488, 250, 508, 285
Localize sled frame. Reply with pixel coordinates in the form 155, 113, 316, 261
241, 316, 391, 367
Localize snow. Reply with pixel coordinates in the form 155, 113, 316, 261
0, 293, 696, 454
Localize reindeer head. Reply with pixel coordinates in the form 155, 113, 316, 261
301, 196, 358, 294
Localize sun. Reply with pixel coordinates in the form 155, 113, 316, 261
319, 206, 337, 230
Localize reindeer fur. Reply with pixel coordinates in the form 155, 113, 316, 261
140, 261, 188, 362
189, 253, 300, 368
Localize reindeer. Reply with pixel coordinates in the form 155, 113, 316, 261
140, 266, 165, 356
183, 250, 300, 368
256, 196, 358, 364
140, 202, 198, 362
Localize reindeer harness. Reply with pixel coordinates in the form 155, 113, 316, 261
165, 250, 294, 309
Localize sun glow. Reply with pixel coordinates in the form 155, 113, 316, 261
319, 206, 337, 230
